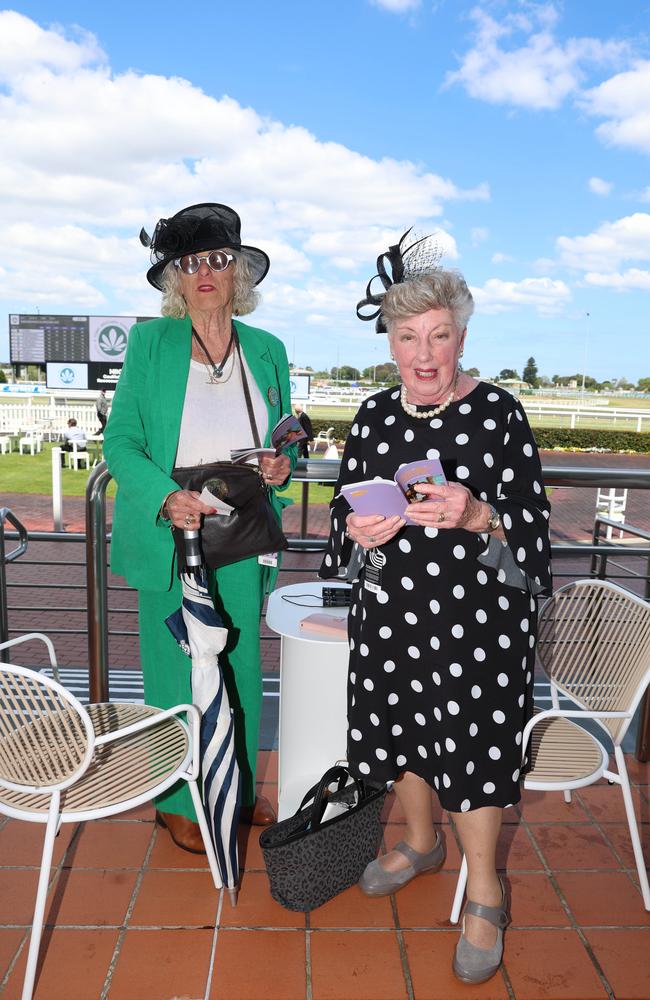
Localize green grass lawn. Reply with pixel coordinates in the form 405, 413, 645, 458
1, 444, 116, 497
0, 444, 337, 502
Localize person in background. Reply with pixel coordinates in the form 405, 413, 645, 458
320, 230, 551, 985
60, 418, 86, 465
96, 389, 108, 432
294, 403, 313, 458
323, 438, 339, 460
104, 202, 295, 853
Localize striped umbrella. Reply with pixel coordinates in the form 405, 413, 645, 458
165, 564, 241, 904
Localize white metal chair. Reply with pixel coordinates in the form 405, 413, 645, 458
314, 426, 335, 452
0, 436, 11, 454
595, 488, 628, 540
0, 633, 222, 1000
18, 431, 43, 455
450, 579, 650, 923
66, 439, 90, 471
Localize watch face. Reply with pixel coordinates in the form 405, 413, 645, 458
487, 506, 500, 531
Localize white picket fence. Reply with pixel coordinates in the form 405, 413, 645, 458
0, 397, 100, 437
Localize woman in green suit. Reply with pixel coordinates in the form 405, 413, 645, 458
104, 203, 295, 852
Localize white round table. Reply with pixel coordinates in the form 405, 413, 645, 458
266, 580, 351, 818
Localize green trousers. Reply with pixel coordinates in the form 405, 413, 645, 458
137, 558, 266, 819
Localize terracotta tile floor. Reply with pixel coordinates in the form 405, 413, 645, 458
1, 754, 649, 1000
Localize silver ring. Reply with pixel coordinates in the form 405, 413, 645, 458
368, 535, 377, 543
184, 514, 193, 527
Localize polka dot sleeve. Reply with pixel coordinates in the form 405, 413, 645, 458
318, 408, 367, 579
481, 397, 552, 596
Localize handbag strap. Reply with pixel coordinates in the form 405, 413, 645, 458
233, 327, 262, 450
298, 765, 364, 831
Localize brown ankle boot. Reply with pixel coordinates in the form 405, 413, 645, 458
156, 811, 206, 854
239, 795, 277, 826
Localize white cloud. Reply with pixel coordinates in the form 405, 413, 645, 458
491, 251, 513, 264
303, 226, 459, 268
446, 4, 627, 111
470, 226, 489, 247
581, 60, 650, 155
587, 177, 613, 196
583, 268, 650, 291
369, 0, 421, 11
0, 10, 106, 80
471, 276, 571, 315
0, 12, 488, 334
556, 213, 650, 271
0, 266, 106, 308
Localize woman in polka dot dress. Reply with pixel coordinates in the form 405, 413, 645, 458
320, 260, 551, 984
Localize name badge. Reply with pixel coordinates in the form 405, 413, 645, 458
258, 552, 278, 567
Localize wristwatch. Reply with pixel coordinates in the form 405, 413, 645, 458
486, 503, 501, 533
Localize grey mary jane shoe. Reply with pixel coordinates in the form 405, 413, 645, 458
452, 878, 509, 985
359, 833, 445, 897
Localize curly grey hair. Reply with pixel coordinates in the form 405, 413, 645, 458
382, 270, 474, 334
160, 252, 260, 318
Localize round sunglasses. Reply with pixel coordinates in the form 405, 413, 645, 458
174, 250, 235, 275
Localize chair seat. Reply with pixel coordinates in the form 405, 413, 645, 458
524, 713, 607, 790
0, 703, 190, 819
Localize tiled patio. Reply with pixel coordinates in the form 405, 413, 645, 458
0, 751, 648, 1000
2, 455, 650, 997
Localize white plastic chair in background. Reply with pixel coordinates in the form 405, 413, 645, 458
66, 439, 90, 471
314, 427, 335, 452
0, 436, 11, 454
0, 633, 222, 1000
595, 487, 628, 540
450, 579, 650, 923
18, 431, 43, 455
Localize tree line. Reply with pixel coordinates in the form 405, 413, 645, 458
296, 359, 649, 392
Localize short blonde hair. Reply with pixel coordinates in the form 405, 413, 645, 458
160, 252, 260, 318
382, 271, 474, 333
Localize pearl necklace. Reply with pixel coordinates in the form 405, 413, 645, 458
400, 380, 457, 420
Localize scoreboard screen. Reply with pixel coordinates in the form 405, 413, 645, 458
9, 313, 154, 388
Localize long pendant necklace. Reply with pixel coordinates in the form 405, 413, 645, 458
399, 376, 458, 419
191, 326, 235, 384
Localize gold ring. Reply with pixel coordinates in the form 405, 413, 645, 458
184, 515, 193, 527
368, 535, 377, 542
437, 512, 446, 523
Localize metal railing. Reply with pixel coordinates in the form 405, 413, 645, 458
2, 460, 650, 756
0, 508, 28, 661
591, 517, 650, 600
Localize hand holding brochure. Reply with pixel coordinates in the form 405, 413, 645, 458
340, 458, 447, 524
231, 413, 307, 464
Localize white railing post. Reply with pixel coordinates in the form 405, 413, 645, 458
52, 447, 63, 532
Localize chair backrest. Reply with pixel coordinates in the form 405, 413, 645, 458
536, 580, 650, 743
0, 663, 95, 794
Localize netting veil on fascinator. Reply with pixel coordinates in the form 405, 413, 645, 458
356, 228, 443, 333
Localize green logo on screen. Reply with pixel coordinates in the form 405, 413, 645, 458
98, 325, 127, 357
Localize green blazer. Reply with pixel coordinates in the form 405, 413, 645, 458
104, 315, 295, 592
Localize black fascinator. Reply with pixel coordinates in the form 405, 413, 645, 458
356, 228, 443, 333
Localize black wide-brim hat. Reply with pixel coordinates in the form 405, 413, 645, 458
140, 202, 270, 290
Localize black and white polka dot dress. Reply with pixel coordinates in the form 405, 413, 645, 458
319, 382, 552, 813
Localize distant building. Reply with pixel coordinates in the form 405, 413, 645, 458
494, 378, 531, 394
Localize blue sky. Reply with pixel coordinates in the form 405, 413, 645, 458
1, 1, 649, 381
